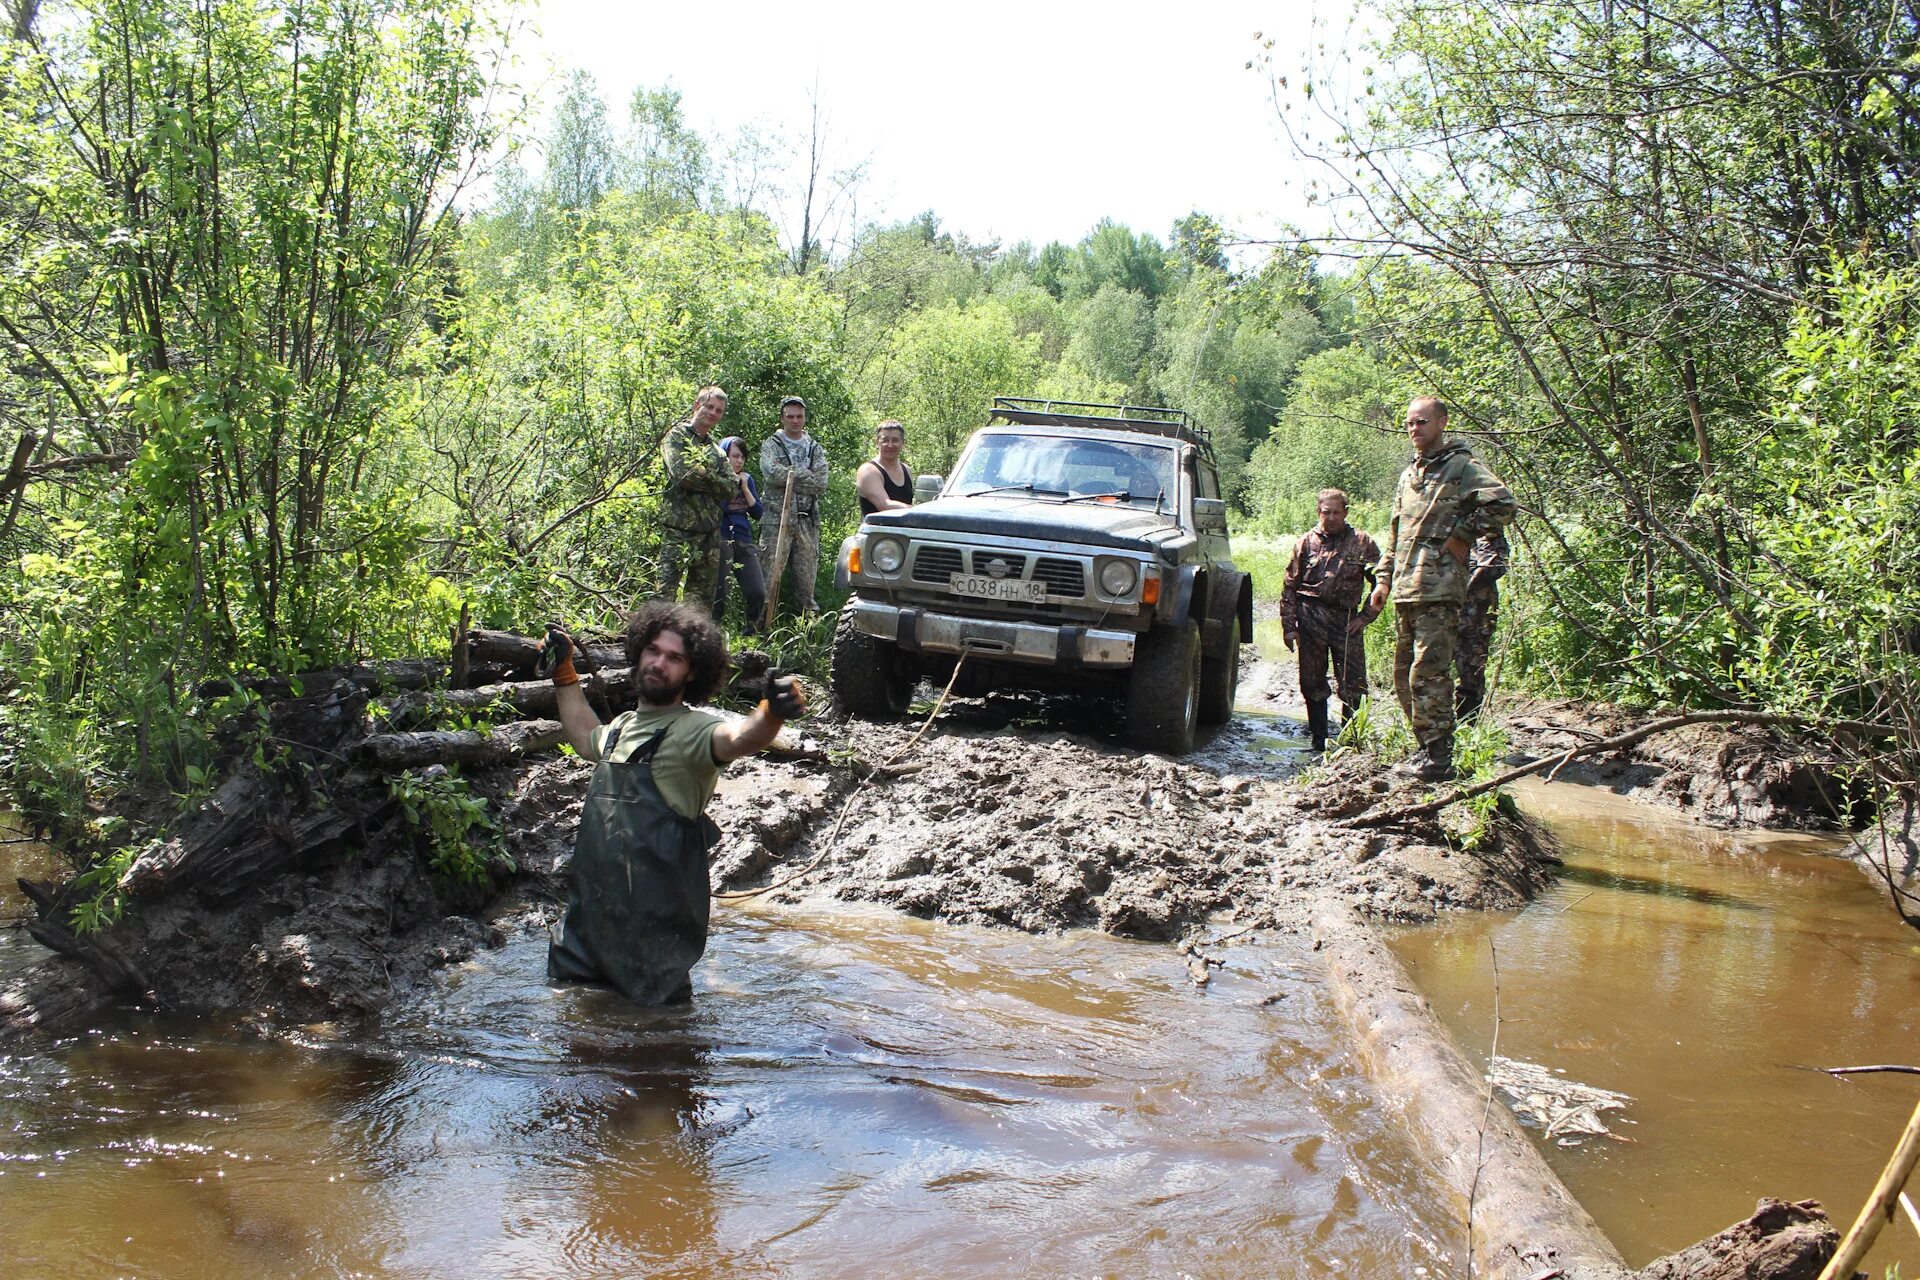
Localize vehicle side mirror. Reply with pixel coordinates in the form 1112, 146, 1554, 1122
1193, 497, 1229, 532
913, 473, 944, 504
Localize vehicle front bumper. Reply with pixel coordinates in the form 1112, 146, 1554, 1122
846, 598, 1137, 669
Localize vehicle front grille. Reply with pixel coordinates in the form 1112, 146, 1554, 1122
1031, 557, 1085, 596
967, 551, 1028, 577
911, 545, 964, 583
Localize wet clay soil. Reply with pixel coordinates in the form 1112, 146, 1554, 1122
2, 650, 1550, 1037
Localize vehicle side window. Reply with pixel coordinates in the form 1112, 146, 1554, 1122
1195, 462, 1217, 501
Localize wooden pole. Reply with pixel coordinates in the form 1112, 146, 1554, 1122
1816, 1093, 1920, 1280
762, 469, 797, 632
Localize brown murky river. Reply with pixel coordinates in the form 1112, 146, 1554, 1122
8, 773, 1919, 1278
1, 815, 1456, 1278
1391, 778, 1920, 1275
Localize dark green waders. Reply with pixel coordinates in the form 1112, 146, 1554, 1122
548, 724, 723, 1005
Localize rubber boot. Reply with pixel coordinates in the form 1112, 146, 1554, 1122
1395, 734, 1456, 782
1417, 733, 1456, 782
1306, 699, 1329, 753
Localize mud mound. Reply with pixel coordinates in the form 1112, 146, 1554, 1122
715, 713, 1553, 938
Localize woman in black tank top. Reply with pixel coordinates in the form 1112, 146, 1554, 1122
857, 418, 916, 515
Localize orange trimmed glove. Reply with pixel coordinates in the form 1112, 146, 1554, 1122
539, 625, 580, 687
764, 672, 807, 720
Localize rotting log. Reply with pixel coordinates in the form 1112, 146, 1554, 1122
380, 669, 638, 728
360, 719, 566, 770
1638, 1198, 1838, 1279
1310, 897, 1631, 1280
465, 628, 625, 675
17, 879, 157, 1003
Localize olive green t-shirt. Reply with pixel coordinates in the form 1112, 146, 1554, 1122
589, 704, 724, 820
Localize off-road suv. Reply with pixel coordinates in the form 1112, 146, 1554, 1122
830, 398, 1252, 754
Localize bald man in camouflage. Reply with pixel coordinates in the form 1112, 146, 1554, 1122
653, 386, 738, 613
1366, 397, 1517, 782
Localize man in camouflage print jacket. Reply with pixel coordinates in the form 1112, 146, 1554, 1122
653, 386, 739, 613
1280, 488, 1382, 752
1366, 397, 1517, 782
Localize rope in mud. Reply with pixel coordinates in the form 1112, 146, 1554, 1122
713, 646, 977, 903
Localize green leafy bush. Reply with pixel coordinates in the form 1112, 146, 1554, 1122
388, 769, 505, 885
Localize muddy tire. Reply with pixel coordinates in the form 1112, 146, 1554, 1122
1125, 621, 1201, 754
1198, 615, 1241, 726
831, 599, 914, 719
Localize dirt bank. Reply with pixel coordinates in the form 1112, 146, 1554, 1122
1502, 697, 1865, 830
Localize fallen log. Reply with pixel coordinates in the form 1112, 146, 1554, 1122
380, 668, 638, 728
465, 628, 625, 675
1311, 898, 1630, 1280
359, 719, 566, 770
18, 878, 158, 1003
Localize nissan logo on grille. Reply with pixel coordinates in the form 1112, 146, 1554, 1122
985, 558, 1010, 580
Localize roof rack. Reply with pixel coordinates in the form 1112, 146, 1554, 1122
987, 396, 1212, 456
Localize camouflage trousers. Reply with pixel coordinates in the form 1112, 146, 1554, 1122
760, 514, 820, 615
1455, 586, 1500, 719
1394, 601, 1460, 748
653, 527, 723, 616
1296, 599, 1369, 714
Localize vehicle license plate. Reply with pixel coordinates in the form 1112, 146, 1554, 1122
950, 573, 1047, 602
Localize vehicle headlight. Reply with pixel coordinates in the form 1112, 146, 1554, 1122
1097, 558, 1138, 596
869, 537, 906, 574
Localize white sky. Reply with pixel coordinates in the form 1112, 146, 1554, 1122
507, 0, 1341, 253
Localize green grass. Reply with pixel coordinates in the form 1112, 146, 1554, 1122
1232, 535, 1297, 605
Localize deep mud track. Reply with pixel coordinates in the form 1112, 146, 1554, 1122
702, 682, 1552, 941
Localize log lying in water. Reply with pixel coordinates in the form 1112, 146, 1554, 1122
360, 719, 566, 769
1311, 897, 1631, 1280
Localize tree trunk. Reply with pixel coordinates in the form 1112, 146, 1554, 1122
359, 719, 566, 770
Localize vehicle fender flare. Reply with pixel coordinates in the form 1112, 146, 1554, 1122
1201, 569, 1251, 661
1168, 565, 1206, 628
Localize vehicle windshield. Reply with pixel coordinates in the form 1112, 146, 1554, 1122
950, 434, 1177, 505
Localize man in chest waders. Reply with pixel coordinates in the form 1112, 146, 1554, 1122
542, 601, 806, 1005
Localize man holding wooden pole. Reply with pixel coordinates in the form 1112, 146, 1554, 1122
759, 396, 829, 627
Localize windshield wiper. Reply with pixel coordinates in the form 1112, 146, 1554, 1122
961, 483, 1067, 498
1060, 488, 1160, 505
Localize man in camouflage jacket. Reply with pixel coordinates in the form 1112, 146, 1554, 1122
759, 395, 830, 617
1366, 397, 1517, 781
1280, 488, 1381, 752
654, 386, 738, 613
1455, 530, 1510, 721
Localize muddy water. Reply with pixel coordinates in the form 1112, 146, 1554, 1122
2, 886, 1462, 1278
1389, 779, 1920, 1274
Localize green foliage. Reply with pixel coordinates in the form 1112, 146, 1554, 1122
1334, 694, 1416, 762
1243, 345, 1406, 533
760, 612, 839, 688
388, 769, 503, 885
429, 200, 857, 628
1229, 536, 1296, 605
0, 0, 502, 805
1740, 263, 1920, 736
1449, 718, 1510, 850
864, 300, 1043, 473
68, 842, 150, 935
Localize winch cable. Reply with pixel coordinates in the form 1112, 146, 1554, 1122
714, 643, 978, 903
